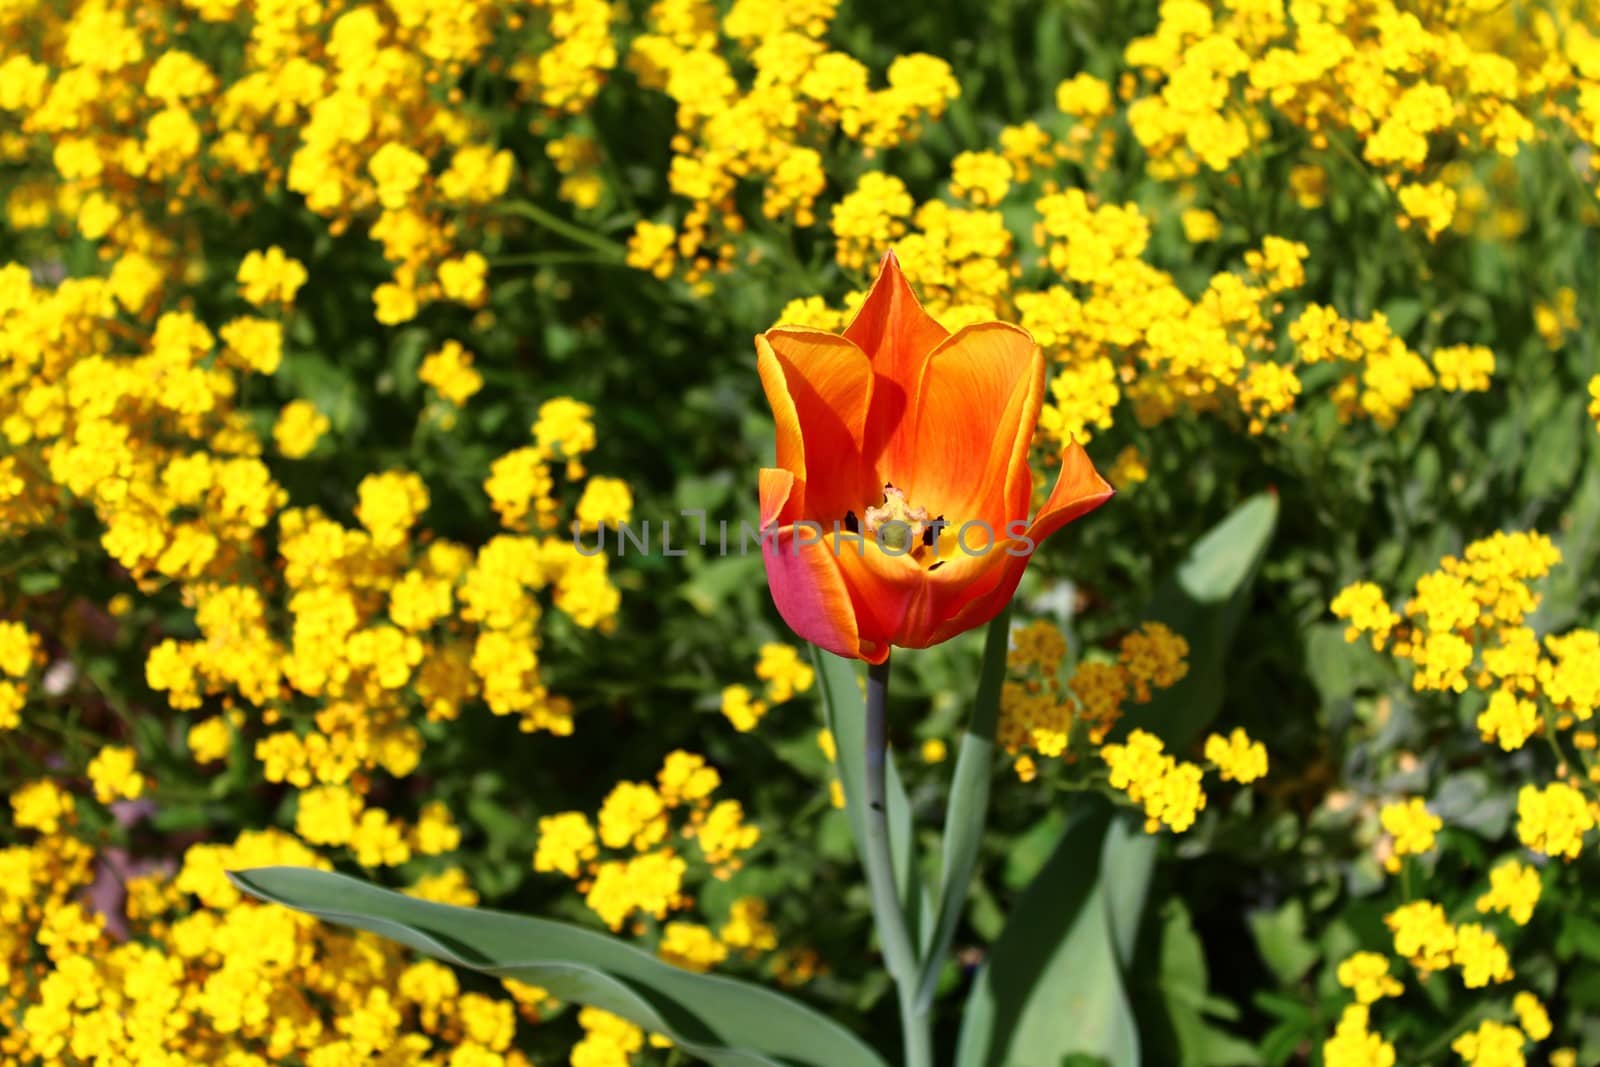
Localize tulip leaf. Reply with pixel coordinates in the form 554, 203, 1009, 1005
812, 649, 931, 946
952, 799, 1137, 1067
955, 493, 1277, 1067
228, 867, 888, 1067
1117, 492, 1281, 752
915, 607, 1010, 1010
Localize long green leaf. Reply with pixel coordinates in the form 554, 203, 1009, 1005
812, 649, 930, 946
952, 801, 1137, 1067
914, 607, 1010, 1010
955, 493, 1278, 1067
1117, 493, 1282, 752
229, 867, 888, 1067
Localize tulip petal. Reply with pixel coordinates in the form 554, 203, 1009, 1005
829, 534, 919, 653
921, 552, 1031, 648
844, 251, 949, 483
894, 443, 1112, 649
905, 322, 1043, 524
757, 330, 875, 523
1026, 441, 1115, 546
762, 525, 879, 663
759, 468, 795, 529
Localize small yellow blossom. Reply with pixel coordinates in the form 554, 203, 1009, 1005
1204, 728, 1268, 783
87, 745, 144, 805
1475, 861, 1541, 925
1336, 952, 1403, 1005
274, 400, 329, 459
1379, 797, 1441, 872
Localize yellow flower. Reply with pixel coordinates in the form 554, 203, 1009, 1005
1397, 181, 1457, 238
1102, 729, 1207, 833
438, 252, 488, 305
1451, 1020, 1526, 1067
1379, 797, 1441, 871
1513, 991, 1551, 1042
754, 643, 814, 703
419, 340, 483, 406
412, 801, 461, 856
1386, 900, 1455, 975
11, 778, 75, 833
1451, 923, 1512, 988
950, 151, 1013, 206
273, 400, 329, 459
1477, 689, 1541, 751
575, 477, 634, 531
1431, 345, 1495, 392
237, 246, 308, 306
658, 922, 729, 972
1474, 860, 1541, 925
1516, 782, 1595, 860
1182, 209, 1221, 242
187, 715, 233, 765
294, 785, 364, 847
0, 620, 39, 677
1336, 952, 1403, 1005
1322, 1004, 1395, 1067
368, 142, 430, 210
534, 812, 598, 878
721, 683, 768, 732
1204, 728, 1268, 784
87, 745, 144, 805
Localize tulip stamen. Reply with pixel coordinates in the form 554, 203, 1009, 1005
864, 485, 933, 556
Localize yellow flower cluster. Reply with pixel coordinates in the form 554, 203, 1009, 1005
1335, 532, 1600, 861
1101, 729, 1210, 833
533, 749, 773, 964
720, 642, 816, 732
662, 36, 1534, 467
1, 821, 558, 1064
0, 0, 625, 327
623, 0, 959, 288
1000, 617, 1264, 831
1323, 910, 1553, 1065
0, 3, 637, 1044
1123, 0, 1598, 241
1328, 530, 1600, 1064
1387, 899, 1507, 987
0, 620, 40, 730
1334, 531, 1567, 704
1378, 796, 1440, 873
1000, 619, 1190, 772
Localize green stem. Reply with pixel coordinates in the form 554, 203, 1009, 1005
496, 201, 626, 260
487, 251, 627, 268
864, 657, 934, 1067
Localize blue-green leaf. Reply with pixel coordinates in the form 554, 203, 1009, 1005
952, 800, 1138, 1067
915, 608, 1010, 1010
229, 867, 887, 1067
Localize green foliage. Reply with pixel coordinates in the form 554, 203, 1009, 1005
230, 867, 888, 1067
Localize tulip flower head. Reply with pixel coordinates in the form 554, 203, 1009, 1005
756, 252, 1113, 663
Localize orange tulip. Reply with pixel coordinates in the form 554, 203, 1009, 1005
756, 252, 1113, 664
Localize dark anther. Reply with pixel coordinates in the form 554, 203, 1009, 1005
844, 510, 860, 533
884, 481, 895, 490
922, 514, 944, 547
929, 561, 945, 571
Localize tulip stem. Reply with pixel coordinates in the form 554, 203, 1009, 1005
864, 657, 935, 1067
